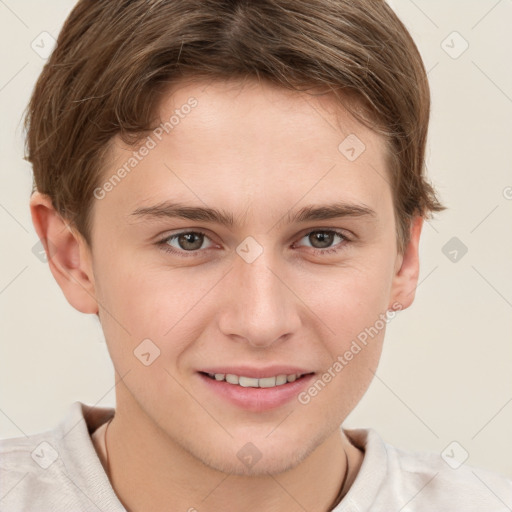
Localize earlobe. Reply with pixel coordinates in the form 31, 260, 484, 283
388, 216, 424, 311
29, 192, 99, 315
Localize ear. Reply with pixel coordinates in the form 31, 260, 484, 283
388, 216, 424, 311
29, 191, 98, 314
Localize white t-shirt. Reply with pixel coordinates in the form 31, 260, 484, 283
1, 401, 511, 511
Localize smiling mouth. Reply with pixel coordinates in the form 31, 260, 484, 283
200, 371, 314, 388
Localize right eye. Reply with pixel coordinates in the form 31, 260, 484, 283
156, 230, 216, 257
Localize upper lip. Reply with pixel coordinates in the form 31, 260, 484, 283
199, 366, 314, 379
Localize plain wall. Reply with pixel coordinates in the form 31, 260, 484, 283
1, 0, 511, 479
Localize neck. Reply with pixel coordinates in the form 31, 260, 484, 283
102, 398, 363, 512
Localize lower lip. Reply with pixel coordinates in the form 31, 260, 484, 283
198, 372, 315, 412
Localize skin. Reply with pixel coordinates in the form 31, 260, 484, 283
30, 77, 423, 512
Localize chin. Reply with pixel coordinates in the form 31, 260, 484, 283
187, 427, 328, 476
201, 448, 308, 477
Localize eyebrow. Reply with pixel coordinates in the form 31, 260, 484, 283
129, 200, 376, 228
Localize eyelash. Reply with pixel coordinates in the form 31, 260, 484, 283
156, 229, 350, 258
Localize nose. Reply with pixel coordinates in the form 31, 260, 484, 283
217, 247, 301, 349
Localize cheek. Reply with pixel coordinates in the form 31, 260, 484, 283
303, 250, 394, 391
296, 316, 386, 429
308, 337, 384, 427
95, 256, 219, 362
306, 256, 395, 333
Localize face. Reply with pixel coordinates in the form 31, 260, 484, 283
67, 78, 418, 475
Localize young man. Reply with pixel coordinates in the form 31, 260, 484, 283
1, 1, 511, 511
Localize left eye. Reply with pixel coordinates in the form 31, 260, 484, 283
294, 229, 348, 255
157, 229, 348, 257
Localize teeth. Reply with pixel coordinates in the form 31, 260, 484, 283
225, 374, 239, 385
207, 372, 304, 388
239, 376, 259, 387
259, 376, 276, 388
276, 375, 287, 385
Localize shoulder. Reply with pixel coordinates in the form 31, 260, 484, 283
389, 440, 512, 509
0, 401, 120, 512
342, 427, 512, 511
0, 428, 71, 510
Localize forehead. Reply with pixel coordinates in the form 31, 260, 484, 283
154, 77, 383, 163
96, 78, 392, 231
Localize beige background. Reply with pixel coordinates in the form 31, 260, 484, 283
1, 0, 511, 480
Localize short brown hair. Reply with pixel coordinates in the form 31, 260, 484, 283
24, 0, 444, 253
